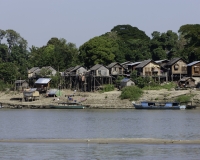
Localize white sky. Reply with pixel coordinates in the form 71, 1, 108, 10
1, 0, 199, 48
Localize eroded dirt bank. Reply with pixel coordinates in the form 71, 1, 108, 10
0, 89, 200, 108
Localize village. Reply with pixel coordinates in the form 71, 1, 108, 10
0, 57, 200, 109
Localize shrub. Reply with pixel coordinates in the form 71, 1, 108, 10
175, 94, 194, 103
100, 84, 115, 93
0, 80, 12, 91
120, 86, 143, 101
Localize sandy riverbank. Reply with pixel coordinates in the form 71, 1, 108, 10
1, 138, 200, 144
0, 88, 200, 108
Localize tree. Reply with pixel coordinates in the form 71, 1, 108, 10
79, 36, 117, 68
111, 25, 150, 41
28, 38, 79, 71
150, 30, 178, 60
178, 24, 200, 62
0, 29, 6, 44
0, 62, 19, 83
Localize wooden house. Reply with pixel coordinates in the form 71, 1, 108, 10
88, 64, 111, 91
28, 67, 40, 78
15, 80, 29, 91
121, 61, 132, 70
178, 77, 195, 88
40, 66, 57, 76
165, 58, 187, 81
70, 65, 87, 76
135, 59, 161, 77
64, 66, 87, 90
187, 61, 200, 77
107, 62, 126, 76
34, 78, 51, 92
120, 78, 135, 88
126, 62, 141, 72
89, 64, 109, 77
155, 59, 170, 82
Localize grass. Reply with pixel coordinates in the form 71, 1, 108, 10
143, 82, 176, 91
99, 84, 115, 93
120, 86, 143, 101
175, 94, 194, 103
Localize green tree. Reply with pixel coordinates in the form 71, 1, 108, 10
79, 36, 116, 68
0, 29, 6, 44
178, 24, 200, 62
0, 62, 18, 83
150, 30, 178, 60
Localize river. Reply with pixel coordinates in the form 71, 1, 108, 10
0, 109, 200, 159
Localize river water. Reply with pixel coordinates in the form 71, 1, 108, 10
0, 109, 200, 159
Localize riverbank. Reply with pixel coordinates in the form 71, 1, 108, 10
1, 138, 200, 144
0, 88, 200, 109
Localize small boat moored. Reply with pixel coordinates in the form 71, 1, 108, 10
132, 101, 186, 110
49, 102, 87, 109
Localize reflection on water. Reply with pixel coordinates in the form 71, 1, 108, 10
1, 109, 200, 159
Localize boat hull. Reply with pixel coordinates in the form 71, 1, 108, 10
132, 101, 186, 110
49, 102, 86, 109
49, 105, 85, 109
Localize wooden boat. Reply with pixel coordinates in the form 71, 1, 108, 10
49, 102, 87, 109
132, 101, 186, 110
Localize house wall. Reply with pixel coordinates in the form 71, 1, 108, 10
188, 62, 200, 77
96, 66, 109, 76
142, 62, 161, 76
110, 64, 124, 75
76, 67, 87, 75
171, 60, 187, 74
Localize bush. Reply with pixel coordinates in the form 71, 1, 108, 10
0, 80, 12, 91
120, 86, 143, 101
100, 84, 115, 93
175, 94, 194, 103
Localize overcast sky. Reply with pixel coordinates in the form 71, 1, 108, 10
1, 0, 200, 48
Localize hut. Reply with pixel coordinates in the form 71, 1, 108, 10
178, 77, 196, 88
120, 78, 135, 88
14, 80, 29, 91
23, 88, 39, 101
34, 78, 51, 93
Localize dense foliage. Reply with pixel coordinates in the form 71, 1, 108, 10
120, 86, 143, 101
0, 23, 200, 89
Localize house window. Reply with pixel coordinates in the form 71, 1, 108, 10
174, 64, 179, 70
194, 67, 199, 73
98, 70, 101, 75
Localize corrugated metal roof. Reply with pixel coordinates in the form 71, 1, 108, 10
15, 80, 26, 84
28, 67, 39, 73
107, 62, 118, 68
155, 59, 169, 63
127, 62, 141, 66
70, 65, 81, 72
35, 78, 51, 84
187, 61, 200, 66
41, 66, 55, 71
121, 78, 131, 83
89, 64, 104, 70
135, 59, 152, 68
166, 58, 181, 66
